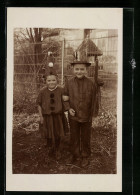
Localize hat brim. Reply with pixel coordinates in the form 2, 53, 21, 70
71, 61, 91, 66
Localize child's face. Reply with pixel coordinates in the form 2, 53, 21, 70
46, 75, 58, 89
73, 64, 87, 79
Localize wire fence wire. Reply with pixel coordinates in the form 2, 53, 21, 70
13, 30, 118, 113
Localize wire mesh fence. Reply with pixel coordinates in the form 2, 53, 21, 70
13, 29, 118, 113
13, 29, 118, 175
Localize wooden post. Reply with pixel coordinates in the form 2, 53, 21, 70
61, 39, 65, 85
94, 55, 98, 83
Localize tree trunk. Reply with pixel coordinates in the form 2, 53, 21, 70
34, 28, 43, 64
33, 28, 43, 90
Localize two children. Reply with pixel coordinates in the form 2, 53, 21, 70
37, 60, 97, 167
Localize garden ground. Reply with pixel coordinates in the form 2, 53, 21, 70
12, 87, 117, 174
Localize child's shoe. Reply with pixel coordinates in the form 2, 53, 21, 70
66, 154, 74, 164
73, 157, 81, 167
48, 147, 55, 157
81, 158, 89, 167
56, 150, 61, 160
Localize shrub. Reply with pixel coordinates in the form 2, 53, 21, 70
13, 88, 38, 114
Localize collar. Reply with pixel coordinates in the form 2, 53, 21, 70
48, 85, 58, 91
74, 76, 86, 81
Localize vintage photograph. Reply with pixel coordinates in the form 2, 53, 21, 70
12, 27, 118, 174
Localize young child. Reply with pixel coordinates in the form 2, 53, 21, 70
37, 63, 64, 160
63, 60, 97, 167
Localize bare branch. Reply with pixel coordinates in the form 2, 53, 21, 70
26, 28, 31, 42
29, 28, 35, 43
20, 31, 29, 41
16, 36, 28, 55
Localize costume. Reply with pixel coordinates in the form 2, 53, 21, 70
37, 85, 64, 148
63, 76, 96, 158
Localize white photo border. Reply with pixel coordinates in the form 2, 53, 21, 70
6, 8, 122, 192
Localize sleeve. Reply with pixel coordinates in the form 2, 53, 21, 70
62, 80, 71, 111
36, 91, 42, 107
62, 100, 71, 112
63, 78, 69, 96
91, 81, 98, 118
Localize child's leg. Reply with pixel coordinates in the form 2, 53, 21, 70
45, 115, 55, 155
55, 137, 60, 149
80, 121, 91, 158
47, 138, 56, 157
52, 115, 64, 160
47, 138, 52, 147
39, 116, 47, 139
55, 137, 62, 160
69, 119, 81, 158
80, 122, 91, 167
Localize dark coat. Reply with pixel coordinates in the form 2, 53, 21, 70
36, 86, 63, 115
63, 76, 96, 122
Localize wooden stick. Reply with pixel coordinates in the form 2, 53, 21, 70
66, 164, 81, 169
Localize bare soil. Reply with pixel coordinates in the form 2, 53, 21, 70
12, 87, 117, 174
12, 128, 116, 174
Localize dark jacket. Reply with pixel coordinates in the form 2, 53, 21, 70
36, 86, 63, 115
63, 76, 96, 122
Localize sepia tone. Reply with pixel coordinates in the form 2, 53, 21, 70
12, 28, 118, 174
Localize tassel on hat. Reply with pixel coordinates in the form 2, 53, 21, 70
45, 62, 58, 77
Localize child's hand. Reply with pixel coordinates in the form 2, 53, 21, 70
69, 108, 75, 116
62, 95, 69, 101
40, 116, 44, 124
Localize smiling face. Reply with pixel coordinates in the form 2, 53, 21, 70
73, 64, 87, 79
46, 75, 58, 89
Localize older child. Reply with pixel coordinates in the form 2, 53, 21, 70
63, 61, 97, 167
37, 63, 64, 160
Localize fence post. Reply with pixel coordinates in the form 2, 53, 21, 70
61, 39, 65, 85
95, 55, 98, 83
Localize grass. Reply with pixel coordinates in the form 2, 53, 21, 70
12, 85, 117, 174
